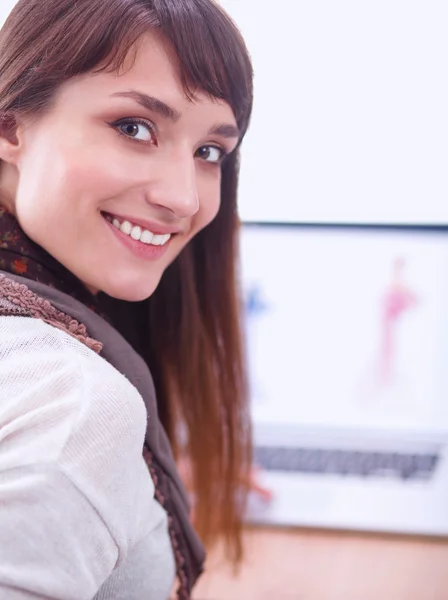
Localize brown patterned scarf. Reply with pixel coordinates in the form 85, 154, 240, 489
0, 207, 205, 599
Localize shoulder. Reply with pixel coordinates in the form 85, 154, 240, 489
0, 314, 147, 452
0, 315, 154, 547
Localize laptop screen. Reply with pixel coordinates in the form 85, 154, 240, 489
240, 224, 448, 437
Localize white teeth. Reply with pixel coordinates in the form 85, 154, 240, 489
108, 214, 172, 246
140, 230, 154, 244
151, 234, 165, 246
149, 232, 171, 246
120, 220, 132, 235
130, 225, 142, 241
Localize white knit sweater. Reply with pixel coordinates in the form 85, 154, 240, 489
0, 316, 175, 600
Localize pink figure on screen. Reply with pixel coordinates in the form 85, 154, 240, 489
379, 257, 418, 386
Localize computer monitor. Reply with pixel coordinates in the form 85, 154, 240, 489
241, 223, 448, 435
240, 223, 448, 535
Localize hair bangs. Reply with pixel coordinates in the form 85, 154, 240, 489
4, 0, 253, 135
151, 0, 253, 136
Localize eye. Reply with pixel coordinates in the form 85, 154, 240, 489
195, 145, 225, 164
113, 118, 156, 144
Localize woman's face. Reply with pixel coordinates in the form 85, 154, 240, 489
0, 32, 239, 300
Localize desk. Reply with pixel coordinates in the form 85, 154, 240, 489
193, 526, 448, 600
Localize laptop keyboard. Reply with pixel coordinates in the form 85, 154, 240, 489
254, 446, 440, 481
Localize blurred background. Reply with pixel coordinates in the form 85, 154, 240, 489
2, 1, 448, 598
204, 2, 448, 598
220, 0, 448, 225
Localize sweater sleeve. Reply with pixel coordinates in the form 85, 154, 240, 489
0, 316, 153, 600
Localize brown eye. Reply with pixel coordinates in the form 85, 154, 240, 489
196, 145, 224, 163
122, 124, 139, 137
115, 119, 155, 143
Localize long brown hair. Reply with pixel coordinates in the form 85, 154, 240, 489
0, 0, 253, 562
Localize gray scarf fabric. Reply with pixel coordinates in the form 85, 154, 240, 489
0, 271, 205, 599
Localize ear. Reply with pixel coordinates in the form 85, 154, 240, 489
0, 113, 21, 165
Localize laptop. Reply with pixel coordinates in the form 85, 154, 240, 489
241, 222, 448, 537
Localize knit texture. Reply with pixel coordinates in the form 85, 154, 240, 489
0, 315, 175, 599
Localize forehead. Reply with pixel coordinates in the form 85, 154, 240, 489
57, 31, 237, 126
119, 31, 185, 99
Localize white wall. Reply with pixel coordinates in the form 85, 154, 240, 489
2, 1, 447, 224
0, 1, 16, 25
220, 0, 448, 224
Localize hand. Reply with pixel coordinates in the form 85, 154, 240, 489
247, 466, 273, 502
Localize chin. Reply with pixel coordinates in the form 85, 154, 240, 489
93, 271, 162, 303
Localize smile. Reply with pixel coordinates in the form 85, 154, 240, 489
103, 213, 172, 246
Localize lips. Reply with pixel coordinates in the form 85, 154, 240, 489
102, 211, 173, 261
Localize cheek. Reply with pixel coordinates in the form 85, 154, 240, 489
18, 139, 145, 216
52, 144, 142, 201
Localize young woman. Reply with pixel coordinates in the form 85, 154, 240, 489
0, 0, 253, 598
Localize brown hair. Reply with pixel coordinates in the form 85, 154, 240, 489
0, 0, 253, 562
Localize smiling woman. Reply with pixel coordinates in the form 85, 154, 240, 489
1, 29, 242, 301
0, 1, 253, 599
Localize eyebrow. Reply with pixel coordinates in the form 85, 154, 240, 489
208, 123, 240, 139
111, 90, 240, 139
111, 90, 181, 121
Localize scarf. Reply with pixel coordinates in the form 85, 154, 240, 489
0, 207, 205, 599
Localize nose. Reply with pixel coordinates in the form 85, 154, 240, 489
147, 151, 199, 218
